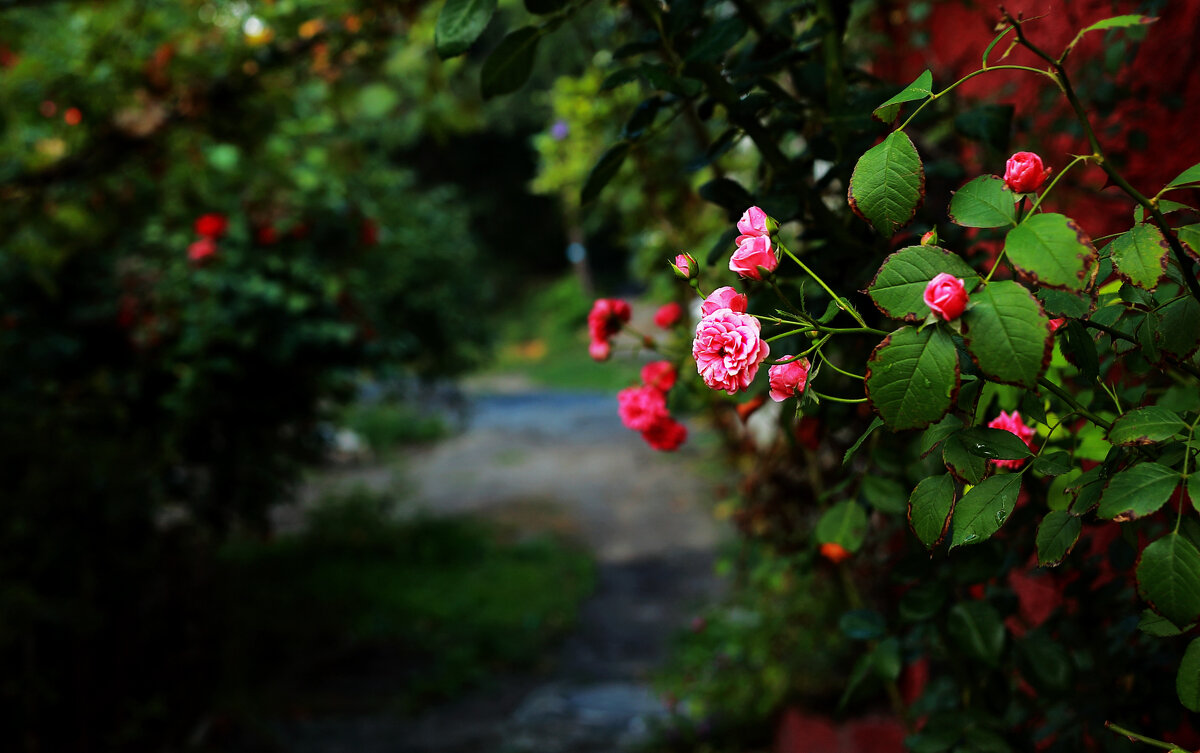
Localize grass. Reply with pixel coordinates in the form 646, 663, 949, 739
487, 274, 643, 392
337, 400, 449, 450
216, 488, 595, 715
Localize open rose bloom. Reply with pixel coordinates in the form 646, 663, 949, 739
1003, 151, 1049, 194
693, 308, 770, 394
988, 410, 1037, 470
701, 286, 748, 316
924, 273, 968, 320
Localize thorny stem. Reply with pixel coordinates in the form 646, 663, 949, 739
1004, 11, 1200, 304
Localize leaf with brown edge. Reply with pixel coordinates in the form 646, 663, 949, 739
962, 280, 1052, 389
1004, 213, 1097, 291
865, 325, 959, 431
848, 131, 924, 238
1109, 223, 1170, 289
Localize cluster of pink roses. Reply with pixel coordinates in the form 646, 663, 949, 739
188, 213, 228, 263
729, 206, 778, 280
617, 361, 687, 451
692, 286, 770, 394
587, 298, 631, 361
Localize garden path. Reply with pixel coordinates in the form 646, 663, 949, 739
274, 375, 729, 752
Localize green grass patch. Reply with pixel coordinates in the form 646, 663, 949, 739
488, 274, 642, 391
216, 488, 595, 713
337, 400, 448, 450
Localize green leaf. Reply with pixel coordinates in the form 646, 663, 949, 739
865, 326, 960, 430
683, 17, 747, 62
866, 246, 981, 321
356, 83, 399, 119
580, 141, 631, 204
1004, 213, 1097, 290
1139, 609, 1190, 637
848, 131, 924, 238
698, 177, 753, 214
1036, 510, 1081, 566
1109, 223, 1170, 289
480, 26, 542, 99
943, 432, 989, 485
872, 637, 902, 681
816, 500, 869, 552
958, 427, 1033, 460
1037, 287, 1093, 319
435, 0, 498, 58
950, 472, 1022, 549
1061, 320, 1099, 381
908, 473, 956, 550
1179, 637, 1200, 711
1167, 162, 1200, 189
1134, 199, 1193, 223
1178, 224, 1200, 261
523, 0, 565, 14
1108, 407, 1186, 446
1031, 451, 1072, 476
873, 69, 933, 122
1138, 533, 1200, 628
920, 413, 963, 457
843, 417, 885, 465
947, 601, 1005, 667
1063, 15, 1156, 61
963, 280, 1051, 389
948, 175, 1016, 228
1098, 463, 1180, 520
1155, 295, 1200, 361
862, 476, 908, 515
1017, 636, 1072, 692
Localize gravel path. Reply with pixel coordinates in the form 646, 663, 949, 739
272, 380, 728, 752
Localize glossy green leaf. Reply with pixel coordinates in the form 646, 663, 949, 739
1167, 162, 1200, 189
873, 69, 933, 122
1037, 287, 1093, 319
816, 500, 869, 552
862, 476, 908, 515
580, 141, 631, 204
947, 601, 1005, 667
1004, 213, 1097, 290
1179, 637, 1200, 711
1061, 320, 1099, 381
920, 413, 964, 456
950, 472, 1021, 549
1108, 406, 1186, 445
1139, 609, 1190, 637
943, 431, 990, 485
1134, 199, 1193, 223
435, 0, 498, 58
1138, 533, 1200, 628
908, 473, 956, 550
958, 427, 1033, 460
963, 280, 1051, 389
1063, 15, 1156, 61
1178, 224, 1200, 261
1098, 463, 1180, 520
848, 131, 924, 238
1110, 223, 1170, 289
866, 246, 980, 321
865, 326, 959, 430
1031, 451, 1072, 476
480, 26, 542, 98
1036, 510, 1082, 566
948, 175, 1016, 228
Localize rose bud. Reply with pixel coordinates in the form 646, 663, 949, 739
729, 234, 777, 280
671, 252, 696, 280
188, 237, 218, 263
737, 205, 771, 238
700, 286, 748, 316
653, 302, 684, 329
768, 357, 812, 402
193, 213, 228, 239
1004, 151, 1050, 194
819, 542, 851, 564
920, 229, 938, 246
923, 273, 968, 321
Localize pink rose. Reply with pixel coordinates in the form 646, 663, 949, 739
617, 385, 669, 432
641, 415, 687, 451
923, 273, 968, 321
737, 206, 770, 237
193, 213, 228, 239
589, 340, 612, 362
653, 302, 684, 329
1003, 152, 1049, 194
641, 360, 677, 393
188, 237, 217, 263
701, 286, 748, 316
987, 410, 1037, 470
768, 357, 811, 402
1049, 317, 1066, 333
671, 252, 696, 279
729, 234, 777, 280
587, 298, 631, 343
692, 308, 770, 394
